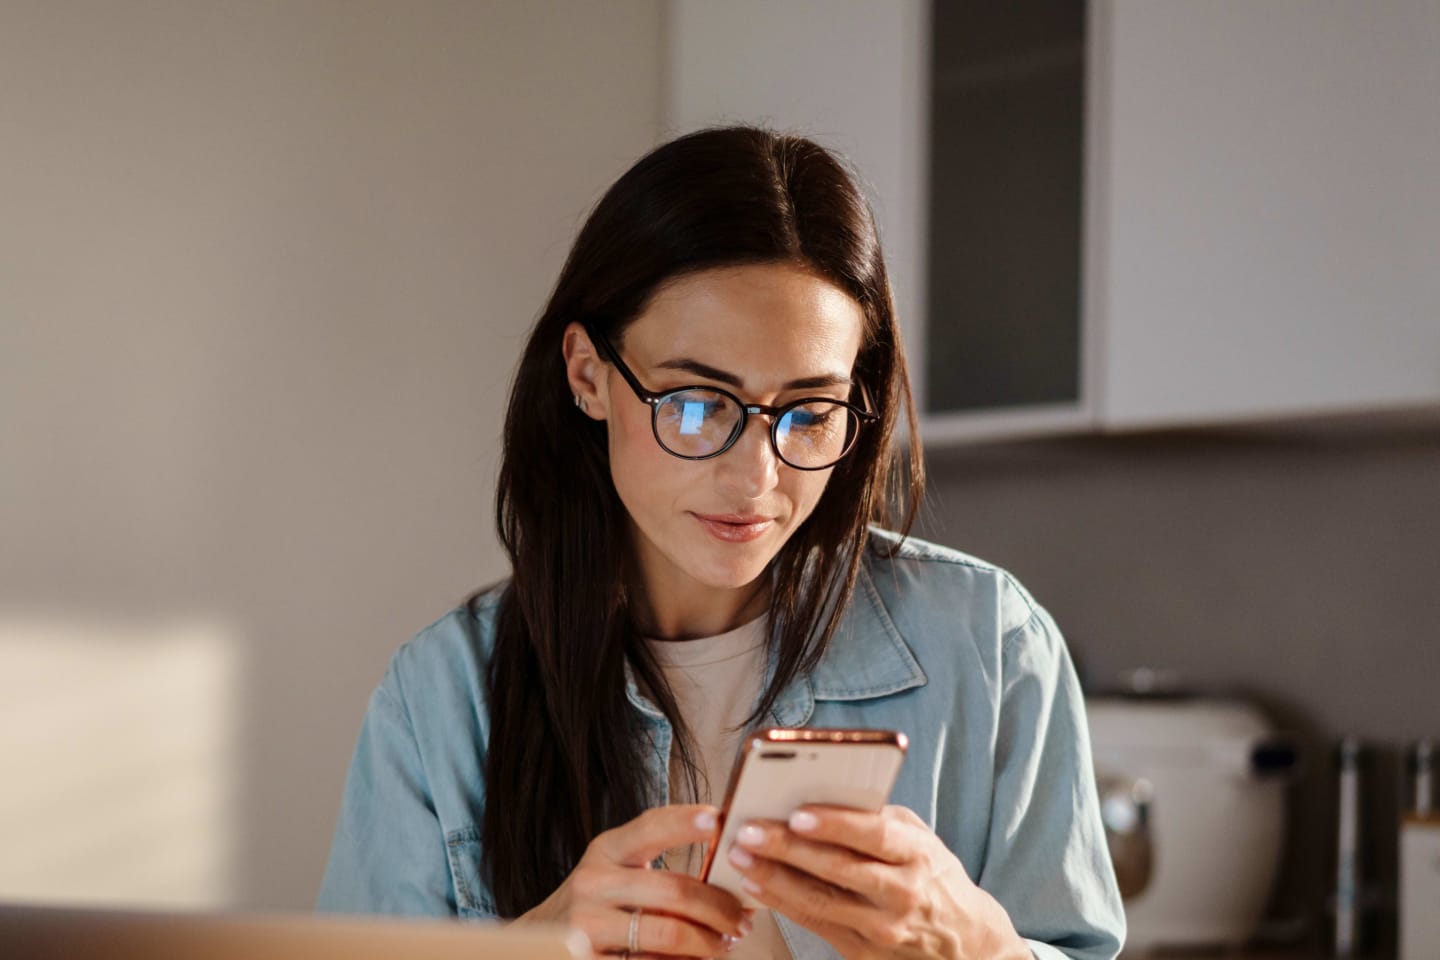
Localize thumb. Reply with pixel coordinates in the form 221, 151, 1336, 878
598, 804, 720, 868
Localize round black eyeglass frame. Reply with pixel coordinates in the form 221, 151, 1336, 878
584, 322, 879, 471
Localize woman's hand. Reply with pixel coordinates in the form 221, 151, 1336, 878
515, 804, 752, 958
722, 804, 1031, 960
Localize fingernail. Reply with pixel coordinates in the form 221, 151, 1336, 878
789, 810, 819, 832
725, 933, 743, 951
738, 917, 754, 937
737, 824, 764, 847
695, 810, 717, 830
728, 845, 755, 869
742, 877, 763, 896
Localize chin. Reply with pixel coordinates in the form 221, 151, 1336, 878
685, 555, 772, 591
691, 535, 791, 588
661, 533, 761, 587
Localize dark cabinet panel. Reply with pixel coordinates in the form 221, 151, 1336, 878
926, 1, 1086, 414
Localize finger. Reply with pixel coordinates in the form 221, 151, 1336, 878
594, 805, 720, 869
728, 854, 884, 950
583, 865, 750, 938
587, 904, 730, 959
785, 804, 922, 864
887, 804, 931, 829
728, 820, 894, 904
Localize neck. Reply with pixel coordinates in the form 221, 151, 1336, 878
632, 576, 770, 641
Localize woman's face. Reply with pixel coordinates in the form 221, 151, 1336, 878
566, 262, 866, 618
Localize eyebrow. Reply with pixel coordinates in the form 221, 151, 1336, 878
654, 357, 853, 392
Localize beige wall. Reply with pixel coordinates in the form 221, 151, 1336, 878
0, 0, 664, 910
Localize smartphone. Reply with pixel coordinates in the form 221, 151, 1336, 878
699, 728, 908, 908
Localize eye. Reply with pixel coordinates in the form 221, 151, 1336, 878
784, 404, 841, 431
654, 389, 741, 445
675, 397, 724, 434
787, 409, 831, 429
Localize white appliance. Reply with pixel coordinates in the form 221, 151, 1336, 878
1087, 693, 1298, 955
1400, 816, 1440, 960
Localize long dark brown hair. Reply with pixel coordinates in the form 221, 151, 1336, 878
479, 125, 924, 917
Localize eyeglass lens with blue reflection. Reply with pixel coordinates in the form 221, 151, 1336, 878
583, 322, 879, 471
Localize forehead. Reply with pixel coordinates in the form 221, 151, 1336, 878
623, 263, 866, 376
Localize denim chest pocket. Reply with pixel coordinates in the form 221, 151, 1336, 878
445, 825, 499, 918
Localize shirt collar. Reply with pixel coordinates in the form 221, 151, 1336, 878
623, 557, 929, 726
763, 561, 928, 727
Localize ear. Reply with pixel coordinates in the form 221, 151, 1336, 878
561, 322, 611, 421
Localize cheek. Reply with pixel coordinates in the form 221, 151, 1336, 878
783, 468, 835, 522
607, 401, 685, 500
607, 402, 649, 457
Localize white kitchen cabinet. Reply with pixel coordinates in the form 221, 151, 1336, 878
1091, 0, 1440, 430
665, 1, 1440, 442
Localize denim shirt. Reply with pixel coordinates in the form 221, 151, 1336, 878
317, 530, 1126, 960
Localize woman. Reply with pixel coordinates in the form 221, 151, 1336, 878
318, 126, 1124, 960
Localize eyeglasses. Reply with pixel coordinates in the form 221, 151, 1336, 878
584, 323, 878, 471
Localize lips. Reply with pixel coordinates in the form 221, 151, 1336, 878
692, 512, 776, 543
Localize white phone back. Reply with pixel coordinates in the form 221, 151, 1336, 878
705, 740, 904, 909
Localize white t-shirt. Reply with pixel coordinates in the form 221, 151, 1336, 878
647, 615, 792, 960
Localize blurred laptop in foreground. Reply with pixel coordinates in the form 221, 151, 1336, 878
0, 903, 590, 960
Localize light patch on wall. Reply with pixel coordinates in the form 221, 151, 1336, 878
0, 618, 240, 908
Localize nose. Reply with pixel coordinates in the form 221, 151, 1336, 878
714, 412, 780, 500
